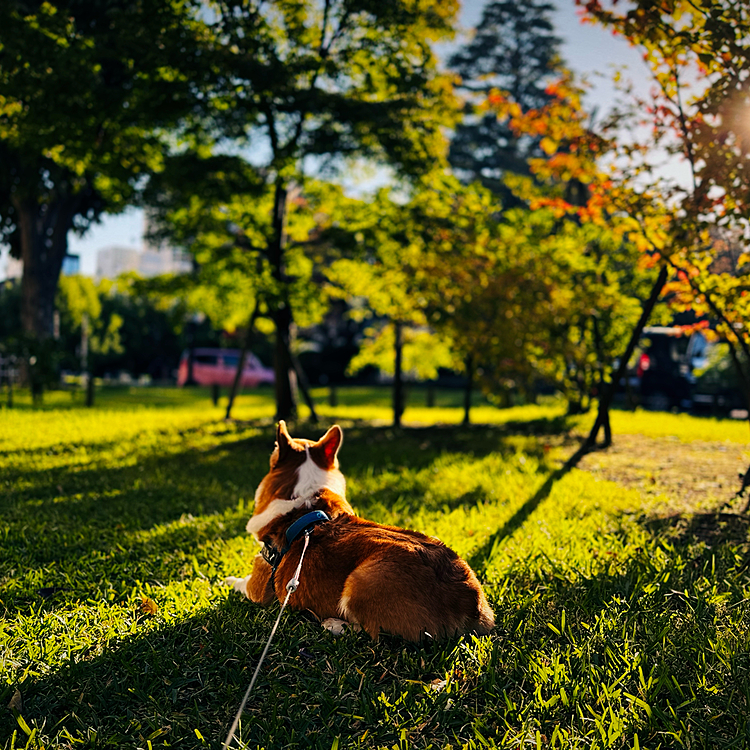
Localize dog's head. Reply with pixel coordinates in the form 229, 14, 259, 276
246, 421, 347, 538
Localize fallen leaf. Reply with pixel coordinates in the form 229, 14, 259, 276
140, 596, 159, 616
8, 689, 22, 713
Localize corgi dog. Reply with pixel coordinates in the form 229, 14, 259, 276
226, 421, 495, 642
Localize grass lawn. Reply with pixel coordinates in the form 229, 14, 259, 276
2, 385, 750, 748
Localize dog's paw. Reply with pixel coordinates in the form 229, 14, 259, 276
321, 618, 348, 635
321, 618, 361, 636
224, 575, 251, 598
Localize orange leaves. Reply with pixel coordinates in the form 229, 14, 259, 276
528, 196, 574, 218
676, 320, 710, 335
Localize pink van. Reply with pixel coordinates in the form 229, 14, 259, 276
177, 348, 275, 388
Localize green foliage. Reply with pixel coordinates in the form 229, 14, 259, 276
347, 323, 455, 381
56, 276, 101, 331
48, 276, 201, 379
2, 392, 750, 748
144, 165, 353, 334
0, 0, 211, 339
325, 176, 496, 385
142, 0, 462, 420
56, 276, 122, 362
210, 0, 460, 177
0, 0, 207, 233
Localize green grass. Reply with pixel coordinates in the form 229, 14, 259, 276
2, 386, 750, 748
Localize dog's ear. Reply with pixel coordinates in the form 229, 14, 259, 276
315, 425, 342, 468
276, 420, 294, 461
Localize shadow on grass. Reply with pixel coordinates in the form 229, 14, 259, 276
486, 536, 750, 748
2, 418, 573, 613
2, 593, 475, 750
6, 409, 750, 749
466, 443, 585, 573
335, 416, 578, 470
467, 467, 569, 573
644, 511, 750, 548
9, 527, 750, 750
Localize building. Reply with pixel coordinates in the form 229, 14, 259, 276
2, 254, 23, 281
62, 254, 80, 276
138, 247, 193, 277
95, 245, 142, 280
95, 240, 192, 281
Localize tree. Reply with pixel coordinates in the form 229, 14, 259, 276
324, 185, 460, 427
55, 275, 192, 384
448, 0, 563, 198
144, 154, 364, 419
479, 72, 674, 444
56, 276, 123, 406
578, 0, 750, 487
0, 0, 209, 357
199, 0, 460, 420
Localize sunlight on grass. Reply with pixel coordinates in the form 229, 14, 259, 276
610, 408, 750, 444
2, 386, 750, 749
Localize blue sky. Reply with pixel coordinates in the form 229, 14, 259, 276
57, 0, 648, 276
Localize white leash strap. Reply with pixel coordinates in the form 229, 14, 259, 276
222, 531, 312, 750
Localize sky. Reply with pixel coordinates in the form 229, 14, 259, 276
36, 0, 651, 277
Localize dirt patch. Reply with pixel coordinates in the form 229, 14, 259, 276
577, 433, 750, 516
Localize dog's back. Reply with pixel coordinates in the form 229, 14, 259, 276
273, 512, 495, 641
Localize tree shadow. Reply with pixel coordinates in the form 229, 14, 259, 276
2, 592, 481, 750
643, 511, 750, 549
334, 416, 578, 472
487, 555, 750, 747
2, 418, 574, 614
466, 446, 586, 573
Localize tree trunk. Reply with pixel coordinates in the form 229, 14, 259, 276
17, 197, 71, 341
287, 340, 318, 424
225, 302, 261, 420
463, 353, 474, 426
591, 315, 611, 445
16, 195, 77, 398
82, 313, 94, 407
268, 181, 298, 422
86, 370, 95, 407
273, 303, 297, 421
426, 383, 435, 407
723, 338, 750, 506
393, 321, 404, 428
580, 264, 668, 455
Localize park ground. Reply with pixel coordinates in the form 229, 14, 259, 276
2, 386, 750, 749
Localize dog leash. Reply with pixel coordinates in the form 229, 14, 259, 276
222, 530, 312, 750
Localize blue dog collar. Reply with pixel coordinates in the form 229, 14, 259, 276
261, 510, 330, 573
286, 510, 330, 546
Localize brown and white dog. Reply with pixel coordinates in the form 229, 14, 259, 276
226, 421, 495, 642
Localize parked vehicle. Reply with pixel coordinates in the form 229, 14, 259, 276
691, 342, 747, 417
635, 326, 708, 411
177, 348, 274, 388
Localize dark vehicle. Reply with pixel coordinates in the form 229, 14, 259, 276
636, 326, 708, 411
691, 342, 747, 417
